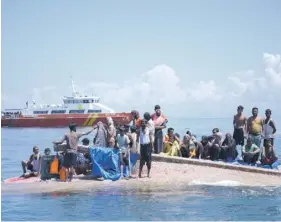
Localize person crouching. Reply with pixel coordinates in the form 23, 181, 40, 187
139, 119, 153, 178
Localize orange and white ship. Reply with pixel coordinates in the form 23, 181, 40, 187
1, 80, 131, 128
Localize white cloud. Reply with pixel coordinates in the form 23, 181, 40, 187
2, 53, 280, 117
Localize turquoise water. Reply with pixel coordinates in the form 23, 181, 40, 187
2, 118, 281, 221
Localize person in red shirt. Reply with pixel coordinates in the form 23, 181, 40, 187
151, 105, 168, 154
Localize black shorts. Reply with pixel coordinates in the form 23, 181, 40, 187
27, 163, 36, 172
121, 153, 129, 166
233, 128, 244, 146
63, 151, 77, 168
140, 144, 152, 165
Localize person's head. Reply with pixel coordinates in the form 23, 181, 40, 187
108, 137, 115, 148
265, 109, 271, 118
154, 105, 161, 116
33, 146, 39, 154
201, 135, 208, 143
252, 107, 258, 116
246, 137, 252, 146
141, 119, 147, 129
225, 133, 232, 142
186, 130, 192, 136
119, 126, 126, 136
44, 148, 51, 156
237, 105, 244, 114
208, 136, 214, 142
106, 117, 113, 125
82, 138, 90, 146
69, 123, 77, 132
183, 134, 191, 143
167, 127, 174, 137
130, 110, 139, 119
175, 133, 180, 139
264, 139, 272, 147
212, 128, 219, 135
143, 112, 151, 121
130, 125, 137, 133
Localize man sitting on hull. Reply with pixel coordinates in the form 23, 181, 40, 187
242, 137, 260, 165
21, 146, 42, 178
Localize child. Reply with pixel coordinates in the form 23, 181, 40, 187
116, 126, 131, 179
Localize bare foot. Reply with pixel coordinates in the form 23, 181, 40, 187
138, 174, 142, 178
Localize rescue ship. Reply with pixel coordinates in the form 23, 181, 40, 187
1, 80, 132, 128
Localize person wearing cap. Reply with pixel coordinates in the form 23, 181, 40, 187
44, 148, 51, 156
151, 105, 168, 154
139, 119, 154, 178
53, 123, 95, 182
233, 105, 247, 147
263, 109, 277, 146
116, 126, 131, 179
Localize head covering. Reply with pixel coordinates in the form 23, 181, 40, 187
106, 117, 113, 125
44, 148, 51, 153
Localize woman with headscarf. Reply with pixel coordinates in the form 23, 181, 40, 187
180, 134, 196, 158
106, 117, 116, 146
93, 121, 108, 147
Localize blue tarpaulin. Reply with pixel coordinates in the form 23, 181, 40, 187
89, 147, 139, 181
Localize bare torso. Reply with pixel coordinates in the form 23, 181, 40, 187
233, 114, 247, 129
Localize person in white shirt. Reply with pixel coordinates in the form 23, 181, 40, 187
116, 126, 131, 179
263, 109, 277, 146
139, 119, 154, 178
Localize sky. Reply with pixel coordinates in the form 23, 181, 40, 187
1, 0, 281, 118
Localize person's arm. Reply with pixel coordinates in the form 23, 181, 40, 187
270, 120, 277, 135
233, 115, 236, 129
246, 118, 251, 134
79, 126, 96, 138
244, 117, 248, 135
38, 155, 42, 176
53, 134, 66, 144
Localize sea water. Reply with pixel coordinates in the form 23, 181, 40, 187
1, 117, 281, 221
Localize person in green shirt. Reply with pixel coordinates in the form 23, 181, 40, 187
242, 137, 260, 164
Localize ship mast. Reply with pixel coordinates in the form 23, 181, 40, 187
71, 76, 79, 97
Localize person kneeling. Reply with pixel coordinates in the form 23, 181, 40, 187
242, 138, 260, 165
21, 146, 42, 178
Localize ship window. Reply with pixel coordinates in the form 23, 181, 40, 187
33, 111, 48, 114
51, 110, 66, 114
88, 110, 102, 113
83, 100, 89, 103
69, 110, 85, 114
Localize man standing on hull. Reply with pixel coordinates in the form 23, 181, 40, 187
152, 105, 168, 154
233, 105, 247, 157
247, 107, 264, 149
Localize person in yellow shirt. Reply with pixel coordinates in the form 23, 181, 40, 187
247, 107, 264, 148
161, 128, 180, 157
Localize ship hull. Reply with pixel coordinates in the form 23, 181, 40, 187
1, 113, 132, 128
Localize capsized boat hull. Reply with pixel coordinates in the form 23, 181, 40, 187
1, 113, 132, 128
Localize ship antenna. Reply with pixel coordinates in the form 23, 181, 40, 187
71, 76, 78, 97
